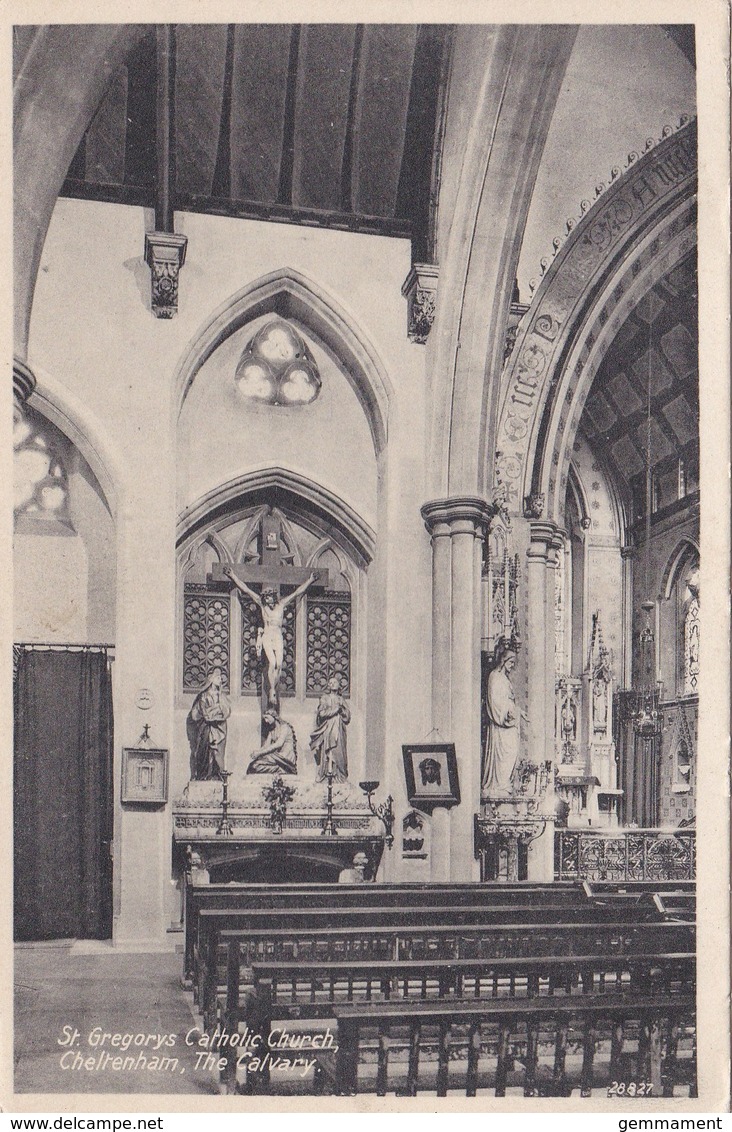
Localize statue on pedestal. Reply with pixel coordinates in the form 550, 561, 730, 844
481, 639, 523, 797
247, 709, 298, 775
187, 669, 231, 781
310, 677, 350, 782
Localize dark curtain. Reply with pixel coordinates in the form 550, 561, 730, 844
614, 691, 660, 828
14, 648, 114, 941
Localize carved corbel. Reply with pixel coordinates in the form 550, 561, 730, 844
523, 492, 546, 519
145, 232, 188, 319
401, 263, 438, 344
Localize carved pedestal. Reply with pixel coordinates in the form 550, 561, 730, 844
474, 797, 551, 882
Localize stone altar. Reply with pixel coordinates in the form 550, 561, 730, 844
172, 771, 385, 884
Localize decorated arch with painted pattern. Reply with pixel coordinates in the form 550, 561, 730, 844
495, 119, 697, 528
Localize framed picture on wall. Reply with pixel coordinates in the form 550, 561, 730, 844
121, 747, 169, 805
402, 743, 460, 813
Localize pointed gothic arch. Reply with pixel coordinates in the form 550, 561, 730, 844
26, 364, 123, 519
177, 467, 376, 569
495, 119, 697, 525
172, 267, 393, 456
662, 536, 701, 600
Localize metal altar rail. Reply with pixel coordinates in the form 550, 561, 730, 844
554, 828, 695, 883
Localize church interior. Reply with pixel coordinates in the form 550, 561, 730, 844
12, 24, 700, 1098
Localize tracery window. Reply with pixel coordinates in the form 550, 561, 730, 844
182, 585, 231, 692
179, 510, 353, 700
235, 319, 321, 406
306, 591, 351, 695
13, 409, 71, 525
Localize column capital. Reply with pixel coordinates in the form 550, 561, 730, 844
528, 520, 560, 548
13, 356, 36, 411
421, 495, 496, 536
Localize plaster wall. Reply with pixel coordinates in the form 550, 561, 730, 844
14, 532, 88, 642
26, 195, 433, 932
14, 438, 115, 644
518, 25, 696, 299
178, 317, 378, 525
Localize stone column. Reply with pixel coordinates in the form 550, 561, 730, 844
421, 497, 493, 881
430, 516, 453, 736
525, 521, 558, 881
621, 546, 635, 690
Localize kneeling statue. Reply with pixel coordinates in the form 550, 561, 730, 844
247, 710, 298, 775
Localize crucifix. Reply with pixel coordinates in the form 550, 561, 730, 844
209, 510, 329, 712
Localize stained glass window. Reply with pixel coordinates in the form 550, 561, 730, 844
235, 319, 321, 406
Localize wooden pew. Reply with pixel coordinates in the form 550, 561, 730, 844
584, 880, 695, 894
331, 993, 696, 1097
195, 901, 684, 1018
190, 896, 601, 996
217, 950, 693, 1093
648, 893, 696, 922
580, 881, 696, 924
183, 881, 584, 985
200, 917, 694, 1034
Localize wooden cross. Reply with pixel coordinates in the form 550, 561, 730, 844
209, 510, 330, 720
209, 511, 329, 596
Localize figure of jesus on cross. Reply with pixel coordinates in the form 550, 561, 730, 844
210, 509, 328, 712
224, 566, 317, 703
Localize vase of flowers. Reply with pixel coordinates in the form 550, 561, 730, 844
262, 776, 296, 834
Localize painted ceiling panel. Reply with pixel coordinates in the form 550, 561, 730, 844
292, 25, 357, 211
611, 435, 645, 477
660, 322, 697, 380
634, 417, 675, 462
606, 371, 643, 417
229, 25, 292, 203
631, 347, 674, 397
174, 25, 229, 198
662, 394, 696, 444
633, 289, 666, 325
584, 391, 617, 435
579, 255, 697, 501
353, 25, 418, 217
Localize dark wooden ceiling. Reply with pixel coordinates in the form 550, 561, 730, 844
59, 24, 449, 256
581, 252, 699, 513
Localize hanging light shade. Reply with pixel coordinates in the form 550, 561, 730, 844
633, 600, 662, 738
235, 319, 321, 406
631, 301, 662, 741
